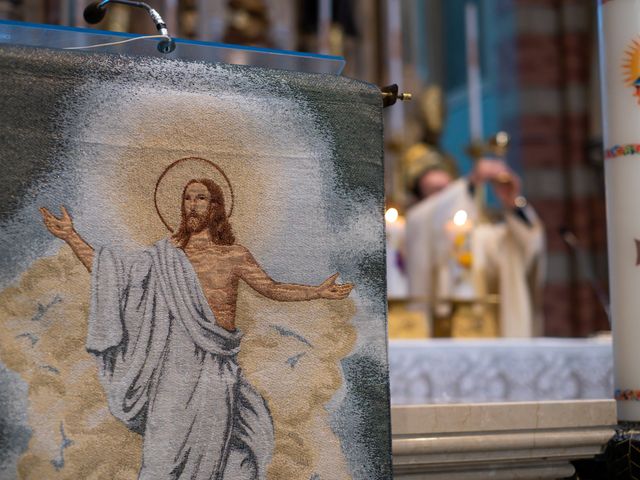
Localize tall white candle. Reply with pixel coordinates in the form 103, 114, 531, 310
465, 2, 483, 142
599, 0, 640, 420
317, 0, 332, 55
385, 0, 404, 140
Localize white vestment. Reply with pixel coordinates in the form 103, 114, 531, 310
87, 238, 274, 480
406, 179, 545, 337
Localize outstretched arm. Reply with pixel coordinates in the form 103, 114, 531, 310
40, 206, 94, 272
238, 248, 353, 301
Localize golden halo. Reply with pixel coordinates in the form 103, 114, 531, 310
154, 157, 235, 233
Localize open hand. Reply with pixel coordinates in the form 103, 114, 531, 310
40, 206, 75, 241
317, 273, 353, 300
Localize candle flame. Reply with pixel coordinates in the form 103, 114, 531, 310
453, 209, 468, 226
385, 207, 399, 223
496, 131, 509, 147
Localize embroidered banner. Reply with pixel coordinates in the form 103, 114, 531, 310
0, 45, 390, 479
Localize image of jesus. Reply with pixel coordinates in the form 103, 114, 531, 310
39, 177, 353, 480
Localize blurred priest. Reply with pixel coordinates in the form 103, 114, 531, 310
405, 133, 545, 337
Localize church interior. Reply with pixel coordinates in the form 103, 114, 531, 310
0, 0, 634, 479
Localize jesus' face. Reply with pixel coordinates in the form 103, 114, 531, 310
183, 182, 212, 233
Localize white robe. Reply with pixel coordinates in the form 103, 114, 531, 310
406, 179, 545, 337
87, 238, 274, 479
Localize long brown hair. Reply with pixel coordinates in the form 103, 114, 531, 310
172, 178, 236, 249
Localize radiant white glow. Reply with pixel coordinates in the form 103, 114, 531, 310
453, 209, 468, 226
385, 207, 399, 223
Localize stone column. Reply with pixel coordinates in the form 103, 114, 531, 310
599, 0, 640, 421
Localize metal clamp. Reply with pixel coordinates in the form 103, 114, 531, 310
381, 84, 412, 108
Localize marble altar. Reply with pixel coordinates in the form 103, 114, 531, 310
389, 337, 613, 404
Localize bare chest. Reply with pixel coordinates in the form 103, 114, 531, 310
183, 248, 243, 289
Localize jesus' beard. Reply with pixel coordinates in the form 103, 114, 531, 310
186, 211, 210, 233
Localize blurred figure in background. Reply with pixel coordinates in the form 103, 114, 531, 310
413, 166, 454, 200
405, 134, 545, 337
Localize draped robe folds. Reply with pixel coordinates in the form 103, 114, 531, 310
87, 238, 274, 480
406, 179, 546, 337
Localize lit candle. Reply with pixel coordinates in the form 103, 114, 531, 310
385, 208, 409, 299
385, 207, 399, 223
445, 209, 473, 244
452, 209, 472, 229
444, 209, 475, 300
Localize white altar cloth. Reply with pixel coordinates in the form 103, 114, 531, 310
388, 337, 613, 404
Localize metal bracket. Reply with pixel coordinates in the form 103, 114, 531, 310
381, 84, 412, 108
